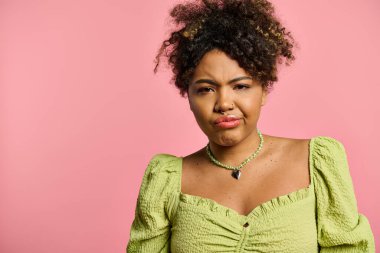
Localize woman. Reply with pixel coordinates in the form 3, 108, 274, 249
127, 0, 375, 252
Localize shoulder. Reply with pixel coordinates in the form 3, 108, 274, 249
262, 134, 310, 148
144, 153, 181, 175
311, 136, 346, 151
149, 153, 179, 162
262, 134, 311, 162
262, 135, 347, 178
263, 134, 345, 156
287, 135, 347, 162
137, 153, 182, 206
140, 153, 182, 188
309, 136, 348, 167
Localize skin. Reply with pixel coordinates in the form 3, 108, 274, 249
183, 48, 311, 215
187, 48, 269, 166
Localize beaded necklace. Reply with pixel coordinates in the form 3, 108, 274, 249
205, 128, 264, 180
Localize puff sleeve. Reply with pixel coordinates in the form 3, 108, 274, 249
127, 154, 172, 253
313, 137, 375, 252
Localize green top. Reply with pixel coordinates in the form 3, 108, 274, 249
127, 136, 375, 252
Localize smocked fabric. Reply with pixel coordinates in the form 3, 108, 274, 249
127, 136, 375, 252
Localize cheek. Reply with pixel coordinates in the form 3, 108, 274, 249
189, 104, 215, 134
189, 99, 210, 120
240, 96, 262, 115
193, 106, 211, 122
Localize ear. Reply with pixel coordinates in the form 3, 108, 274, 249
261, 88, 268, 106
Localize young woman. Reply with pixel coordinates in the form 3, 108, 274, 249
127, 0, 375, 252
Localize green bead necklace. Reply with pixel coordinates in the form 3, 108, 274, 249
206, 128, 264, 180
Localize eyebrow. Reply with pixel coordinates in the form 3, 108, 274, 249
192, 76, 253, 86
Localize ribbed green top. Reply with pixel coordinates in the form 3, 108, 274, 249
127, 136, 375, 252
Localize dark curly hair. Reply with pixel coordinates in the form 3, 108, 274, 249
154, 0, 297, 98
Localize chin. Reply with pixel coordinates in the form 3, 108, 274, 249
210, 133, 243, 146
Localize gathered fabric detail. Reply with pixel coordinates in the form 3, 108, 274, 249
178, 184, 312, 222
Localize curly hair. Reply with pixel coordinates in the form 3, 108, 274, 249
154, 0, 297, 98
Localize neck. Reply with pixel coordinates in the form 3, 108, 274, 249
206, 128, 264, 167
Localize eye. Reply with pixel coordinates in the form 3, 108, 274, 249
235, 84, 250, 90
196, 84, 249, 94
197, 87, 214, 93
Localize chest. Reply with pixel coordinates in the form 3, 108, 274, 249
173, 155, 317, 253
181, 149, 310, 216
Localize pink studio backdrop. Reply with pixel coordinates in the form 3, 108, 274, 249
1, 0, 379, 252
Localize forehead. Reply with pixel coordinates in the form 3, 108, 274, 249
193, 49, 250, 78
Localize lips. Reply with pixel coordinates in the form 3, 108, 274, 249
214, 115, 241, 124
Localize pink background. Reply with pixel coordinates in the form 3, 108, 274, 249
1, 0, 379, 252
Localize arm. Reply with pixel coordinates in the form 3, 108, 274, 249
313, 137, 375, 252
127, 154, 171, 253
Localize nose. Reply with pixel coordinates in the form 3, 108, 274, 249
214, 88, 234, 113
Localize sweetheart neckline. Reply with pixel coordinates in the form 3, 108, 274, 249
177, 137, 316, 220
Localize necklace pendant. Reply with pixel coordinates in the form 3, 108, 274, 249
231, 169, 241, 180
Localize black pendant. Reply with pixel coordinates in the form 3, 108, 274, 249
231, 169, 241, 180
